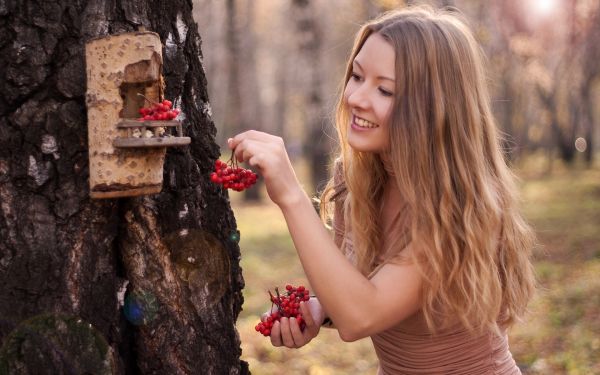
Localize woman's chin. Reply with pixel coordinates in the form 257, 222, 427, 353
347, 137, 385, 154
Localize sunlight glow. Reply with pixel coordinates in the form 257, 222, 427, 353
530, 0, 559, 16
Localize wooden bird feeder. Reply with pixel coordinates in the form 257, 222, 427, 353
85, 31, 190, 199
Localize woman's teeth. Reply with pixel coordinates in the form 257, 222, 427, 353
355, 117, 379, 128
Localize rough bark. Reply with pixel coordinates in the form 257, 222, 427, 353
0, 0, 248, 374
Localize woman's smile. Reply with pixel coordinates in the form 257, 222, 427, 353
351, 115, 380, 130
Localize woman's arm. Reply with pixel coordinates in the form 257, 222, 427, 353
279, 190, 422, 341
229, 131, 422, 341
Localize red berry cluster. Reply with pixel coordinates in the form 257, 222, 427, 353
137, 94, 180, 121
210, 159, 258, 192
255, 285, 311, 337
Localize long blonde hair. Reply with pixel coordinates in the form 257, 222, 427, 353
320, 6, 535, 333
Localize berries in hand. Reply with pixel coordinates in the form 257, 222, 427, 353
255, 284, 311, 337
210, 156, 258, 192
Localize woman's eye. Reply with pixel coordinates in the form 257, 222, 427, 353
379, 88, 394, 97
351, 73, 362, 81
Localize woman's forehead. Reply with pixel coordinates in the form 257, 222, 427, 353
354, 33, 396, 79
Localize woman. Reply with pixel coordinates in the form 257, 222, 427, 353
229, 5, 535, 374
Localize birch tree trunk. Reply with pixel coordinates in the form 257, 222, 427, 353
0, 1, 248, 374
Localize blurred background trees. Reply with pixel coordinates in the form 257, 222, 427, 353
194, 0, 600, 199
190, 1, 600, 373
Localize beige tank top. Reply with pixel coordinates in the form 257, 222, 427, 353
331, 162, 521, 375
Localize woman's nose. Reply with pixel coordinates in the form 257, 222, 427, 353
346, 85, 370, 110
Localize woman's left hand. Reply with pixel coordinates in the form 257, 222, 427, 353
268, 298, 325, 349
228, 130, 305, 209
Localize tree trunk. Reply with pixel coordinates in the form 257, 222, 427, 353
224, 0, 241, 146
0, 1, 248, 374
580, 6, 600, 165
292, 0, 330, 194
239, 0, 263, 202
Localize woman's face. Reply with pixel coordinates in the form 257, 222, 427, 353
344, 32, 396, 153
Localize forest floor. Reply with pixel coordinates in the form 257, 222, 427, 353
232, 158, 600, 375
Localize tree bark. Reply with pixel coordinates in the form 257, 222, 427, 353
0, 1, 248, 374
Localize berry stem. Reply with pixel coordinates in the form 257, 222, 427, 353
268, 290, 282, 311
137, 92, 160, 106
227, 148, 239, 169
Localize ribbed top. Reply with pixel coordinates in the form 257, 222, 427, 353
371, 316, 520, 375
340, 229, 521, 375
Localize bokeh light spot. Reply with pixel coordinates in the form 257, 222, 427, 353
123, 290, 159, 326
229, 230, 240, 243
575, 137, 587, 153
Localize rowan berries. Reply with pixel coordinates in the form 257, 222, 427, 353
211, 153, 258, 192
136, 94, 180, 121
255, 285, 312, 337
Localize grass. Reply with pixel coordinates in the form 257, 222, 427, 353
232, 198, 379, 375
509, 163, 600, 375
232, 160, 600, 375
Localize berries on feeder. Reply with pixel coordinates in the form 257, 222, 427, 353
136, 94, 180, 121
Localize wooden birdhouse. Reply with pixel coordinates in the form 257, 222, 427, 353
85, 31, 190, 199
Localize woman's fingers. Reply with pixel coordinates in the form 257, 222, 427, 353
229, 131, 285, 163
278, 318, 297, 348
230, 138, 267, 167
267, 306, 320, 349
270, 320, 282, 347
299, 301, 316, 329
229, 130, 283, 150
288, 317, 306, 345
228, 131, 262, 159
299, 302, 319, 340
230, 138, 251, 163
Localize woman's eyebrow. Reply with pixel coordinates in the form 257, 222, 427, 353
353, 60, 395, 82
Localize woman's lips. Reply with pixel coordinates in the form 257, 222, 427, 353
351, 115, 379, 131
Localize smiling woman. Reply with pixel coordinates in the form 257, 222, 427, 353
228, 5, 536, 374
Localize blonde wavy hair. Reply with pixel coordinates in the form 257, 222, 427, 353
320, 6, 536, 333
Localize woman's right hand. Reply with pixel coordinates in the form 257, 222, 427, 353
228, 131, 305, 209
262, 297, 325, 349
